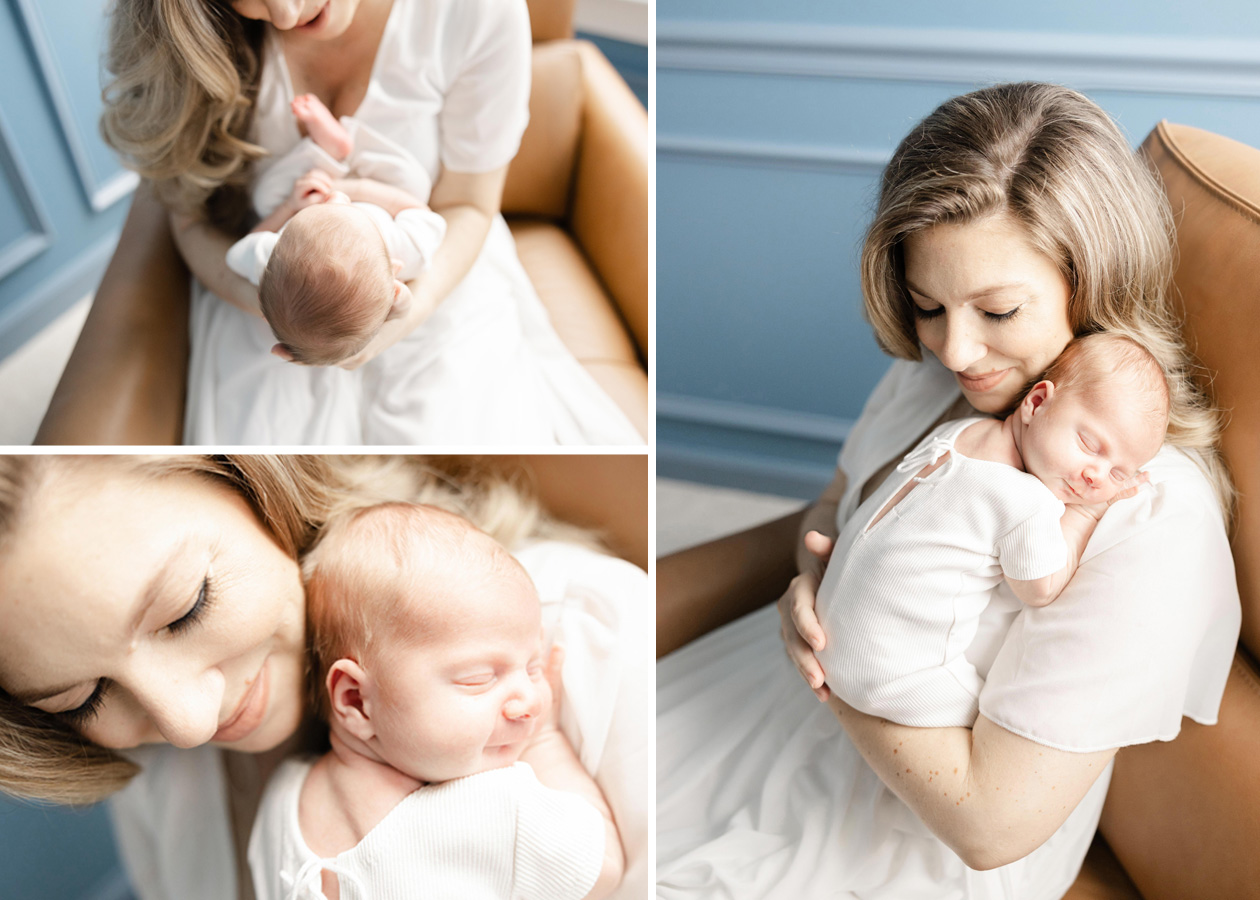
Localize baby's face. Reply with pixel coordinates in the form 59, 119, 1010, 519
366, 568, 549, 783
1019, 382, 1164, 505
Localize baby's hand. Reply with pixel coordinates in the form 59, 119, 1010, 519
1072, 470, 1150, 523
532, 645, 565, 740
290, 168, 334, 208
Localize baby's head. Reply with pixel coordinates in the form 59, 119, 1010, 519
260, 201, 412, 366
303, 502, 548, 783
1016, 333, 1170, 505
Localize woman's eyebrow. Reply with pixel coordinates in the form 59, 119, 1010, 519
8, 541, 192, 705
905, 281, 1031, 302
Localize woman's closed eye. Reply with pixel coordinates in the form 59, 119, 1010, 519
58, 679, 109, 727
167, 576, 214, 635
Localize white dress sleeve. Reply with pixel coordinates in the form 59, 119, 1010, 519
225, 231, 279, 287
107, 745, 237, 900
512, 766, 605, 900
979, 447, 1241, 751
437, 0, 532, 173
995, 499, 1068, 581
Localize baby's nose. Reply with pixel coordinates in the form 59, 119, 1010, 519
503, 697, 534, 721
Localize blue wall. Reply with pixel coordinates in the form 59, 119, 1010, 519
657, 1, 1260, 498
0, 0, 133, 363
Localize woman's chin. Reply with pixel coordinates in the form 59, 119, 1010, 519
959, 386, 1017, 416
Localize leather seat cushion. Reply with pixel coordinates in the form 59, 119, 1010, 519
507, 218, 648, 435
1063, 837, 1143, 900
504, 42, 582, 220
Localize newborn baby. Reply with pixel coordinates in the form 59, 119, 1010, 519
227, 94, 448, 365
817, 333, 1169, 728
249, 503, 625, 900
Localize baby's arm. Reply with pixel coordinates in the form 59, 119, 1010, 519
521, 649, 625, 900
1006, 474, 1149, 607
1004, 506, 1100, 608
332, 176, 429, 217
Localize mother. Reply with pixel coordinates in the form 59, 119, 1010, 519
94, 0, 640, 445
0, 455, 648, 900
657, 83, 1240, 899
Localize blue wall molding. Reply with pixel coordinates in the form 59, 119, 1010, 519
657, 392, 849, 498
0, 109, 55, 281
12, 0, 137, 213
657, 135, 888, 173
0, 228, 117, 361
657, 22, 1260, 99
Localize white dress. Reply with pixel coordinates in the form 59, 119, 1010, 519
818, 416, 1067, 728
249, 760, 603, 900
226, 118, 449, 286
656, 356, 1240, 900
184, 0, 642, 446
110, 541, 651, 900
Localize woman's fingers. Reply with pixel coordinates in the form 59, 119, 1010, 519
803, 530, 836, 563
777, 574, 830, 701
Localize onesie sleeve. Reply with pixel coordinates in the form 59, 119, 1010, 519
391, 207, 448, 276
439, 0, 532, 173
513, 766, 605, 900
225, 231, 279, 287
979, 449, 1241, 752
995, 497, 1067, 581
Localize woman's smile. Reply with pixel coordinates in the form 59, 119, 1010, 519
213, 659, 271, 744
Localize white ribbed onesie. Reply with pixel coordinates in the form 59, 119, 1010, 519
226, 117, 447, 287
249, 759, 605, 900
816, 417, 1067, 727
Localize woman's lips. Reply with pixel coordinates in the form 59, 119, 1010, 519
955, 368, 1010, 393
214, 662, 269, 744
296, 4, 328, 29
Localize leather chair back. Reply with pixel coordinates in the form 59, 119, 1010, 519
1096, 122, 1260, 900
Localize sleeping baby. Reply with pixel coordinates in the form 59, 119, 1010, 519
816, 332, 1169, 727
249, 502, 625, 900
227, 94, 447, 366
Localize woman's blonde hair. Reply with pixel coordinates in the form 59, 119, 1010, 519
0, 456, 582, 805
101, 0, 267, 231
860, 82, 1234, 519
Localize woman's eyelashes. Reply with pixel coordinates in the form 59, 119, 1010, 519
908, 303, 1023, 322
167, 576, 214, 635
59, 680, 108, 727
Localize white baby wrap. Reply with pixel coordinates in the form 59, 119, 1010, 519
817, 416, 1067, 727
249, 761, 604, 900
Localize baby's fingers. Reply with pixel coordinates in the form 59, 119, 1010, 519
1108, 470, 1151, 505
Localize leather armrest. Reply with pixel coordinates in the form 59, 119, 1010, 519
571, 41, 649, 363
36, 183, 189, 445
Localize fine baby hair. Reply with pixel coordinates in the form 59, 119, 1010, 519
1037, 331, 1171, 430
259, 205, 399, 366
301, 501, 534, 720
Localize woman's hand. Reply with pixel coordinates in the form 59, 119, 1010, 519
778, 530, 835, 702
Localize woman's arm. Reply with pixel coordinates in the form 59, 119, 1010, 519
827, 702, 1115, 870
336, 166, 507, 370
169, 212, 262, 316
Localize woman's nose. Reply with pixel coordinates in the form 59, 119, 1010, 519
937, 314, 986, 372
127, 663, 225, 749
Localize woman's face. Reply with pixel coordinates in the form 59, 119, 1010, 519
902, 214, 1075, 413
0, 463, 306, 753
227, 0, 360, 38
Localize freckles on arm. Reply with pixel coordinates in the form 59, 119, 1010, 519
826, 697, 1115, 870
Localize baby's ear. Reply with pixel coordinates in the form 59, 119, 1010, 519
327, 659, 375, 742
390, 256, 404, 276
271, 343, 295, 362
1020, 380, 1055, 424
386, 281, 412, 321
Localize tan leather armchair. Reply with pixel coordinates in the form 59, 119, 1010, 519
36, 0, 647, 444
1063, 123, 1260, 899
